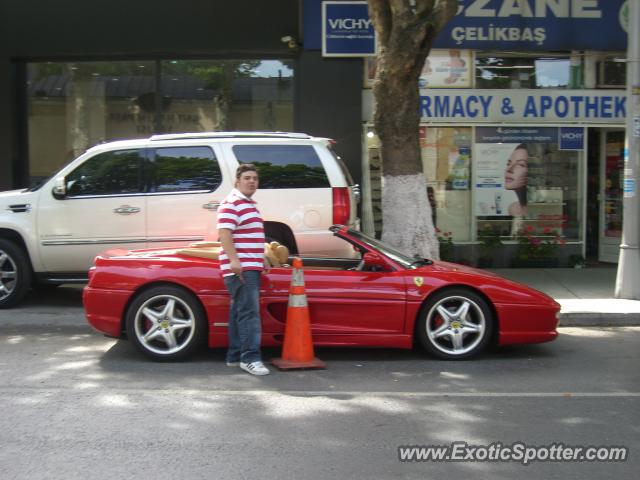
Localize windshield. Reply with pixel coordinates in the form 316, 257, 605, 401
344, 229, 430, 269
28, 175, 53, 192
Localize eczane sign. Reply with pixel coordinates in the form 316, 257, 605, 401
435, 0, 628, 50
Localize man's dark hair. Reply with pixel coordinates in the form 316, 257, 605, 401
236, 163, 258, 179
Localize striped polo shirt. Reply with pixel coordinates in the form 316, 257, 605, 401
217, 188, 265, 277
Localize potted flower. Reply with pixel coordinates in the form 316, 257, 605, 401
512, 226, 565, 267
477, 223, 503, 268
436, 228, 454, 262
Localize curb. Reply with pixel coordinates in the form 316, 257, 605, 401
0, 310, 86, 328
1, 312, 640, 329
558, 312, 640, 327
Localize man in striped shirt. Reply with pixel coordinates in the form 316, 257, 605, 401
217, 164, 270, 376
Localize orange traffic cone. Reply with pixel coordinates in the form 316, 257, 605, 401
272, 257, 326, 370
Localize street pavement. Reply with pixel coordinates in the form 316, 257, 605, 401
1, 267, 638, 479
0, 323, 638, 480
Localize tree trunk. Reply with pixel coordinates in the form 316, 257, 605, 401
373, 40, 437, 258
214, 62, 236, 131
369, 0, 458, 259
67, 64, 91, 159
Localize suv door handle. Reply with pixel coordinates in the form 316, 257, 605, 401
114, 205, 141, 215
202, 201, 220, 211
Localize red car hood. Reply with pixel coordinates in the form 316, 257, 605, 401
421, 259, 502, 278
414, 260, 558, 307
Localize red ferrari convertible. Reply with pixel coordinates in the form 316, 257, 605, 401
83, 226, 560, 361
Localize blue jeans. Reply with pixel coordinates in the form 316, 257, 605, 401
223, 270, 262, 364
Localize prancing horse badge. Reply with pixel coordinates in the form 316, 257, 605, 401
413, 277, 424, 287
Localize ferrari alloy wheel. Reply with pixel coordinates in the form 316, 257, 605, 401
0, 239, 32, 309
125, 285, 207, 361
417, 288, 494, 360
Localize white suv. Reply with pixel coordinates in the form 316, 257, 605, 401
0, 132, 359, 307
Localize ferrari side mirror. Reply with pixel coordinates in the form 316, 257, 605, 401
363, 252, 386, 268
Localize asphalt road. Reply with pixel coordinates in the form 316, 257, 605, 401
0, 308, 638, 480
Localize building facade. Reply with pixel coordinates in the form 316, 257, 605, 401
1, 0, 630, 267
0, 0, 363, 192
306, 0, 629, 267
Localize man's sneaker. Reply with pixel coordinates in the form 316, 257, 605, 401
225, 361, 240, 367
240, 361, 270, 376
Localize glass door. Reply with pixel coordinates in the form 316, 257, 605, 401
599, 130, 625, 263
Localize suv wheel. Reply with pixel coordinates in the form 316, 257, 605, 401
0, 239, 32, 308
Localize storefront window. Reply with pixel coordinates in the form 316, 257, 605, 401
421, 126, 473, 242
27, 61, 156, 185
603, 132, 624, 238
474, 127, 584, 244
475, 53, 572, 89
26, 59, 294, 185
596, 55, 627, 88
363, 126, 472, 242
365, 49, 472, 89
160, 60, 293, 133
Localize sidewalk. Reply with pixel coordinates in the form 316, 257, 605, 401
489, 265, 640, 326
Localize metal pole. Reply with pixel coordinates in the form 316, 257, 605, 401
616, 0, 640, 299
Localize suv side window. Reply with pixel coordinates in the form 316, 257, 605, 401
66, 149, 144, 196
232, 145, 330, 188
152, 146, 222, 192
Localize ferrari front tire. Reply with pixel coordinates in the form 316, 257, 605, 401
417, 288, 494, 360
125, 285, 207, 361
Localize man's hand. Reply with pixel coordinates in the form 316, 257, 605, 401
229, 258, 243, 279
219, 228, 243, 281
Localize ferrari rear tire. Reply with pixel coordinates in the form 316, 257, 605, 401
0, 239, 32, 309
125, 285, 207, 361
417, 288, 494, 360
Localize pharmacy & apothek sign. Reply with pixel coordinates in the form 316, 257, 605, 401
419, 90, 626, 123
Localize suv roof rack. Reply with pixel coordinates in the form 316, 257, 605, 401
149, 131, 313, 141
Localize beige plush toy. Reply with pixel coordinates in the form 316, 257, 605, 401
264, 241, 290, 267
275, 245, 289, 265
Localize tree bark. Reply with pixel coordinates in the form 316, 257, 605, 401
67, 64, 91, 159
369, 0, 457, 259
214, 62, 236, 131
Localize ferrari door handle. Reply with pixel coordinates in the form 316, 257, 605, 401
202, 201, 220, 211
114, 205, 141, 215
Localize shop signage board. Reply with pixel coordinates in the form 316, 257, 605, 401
306, 0, 628, 52
362, 89, 627, 124
435, 0, 628, 51
322, 1, 376, 57
417, 90, 626, 123
363, 89, 626, 124
558, 127, 585, 150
